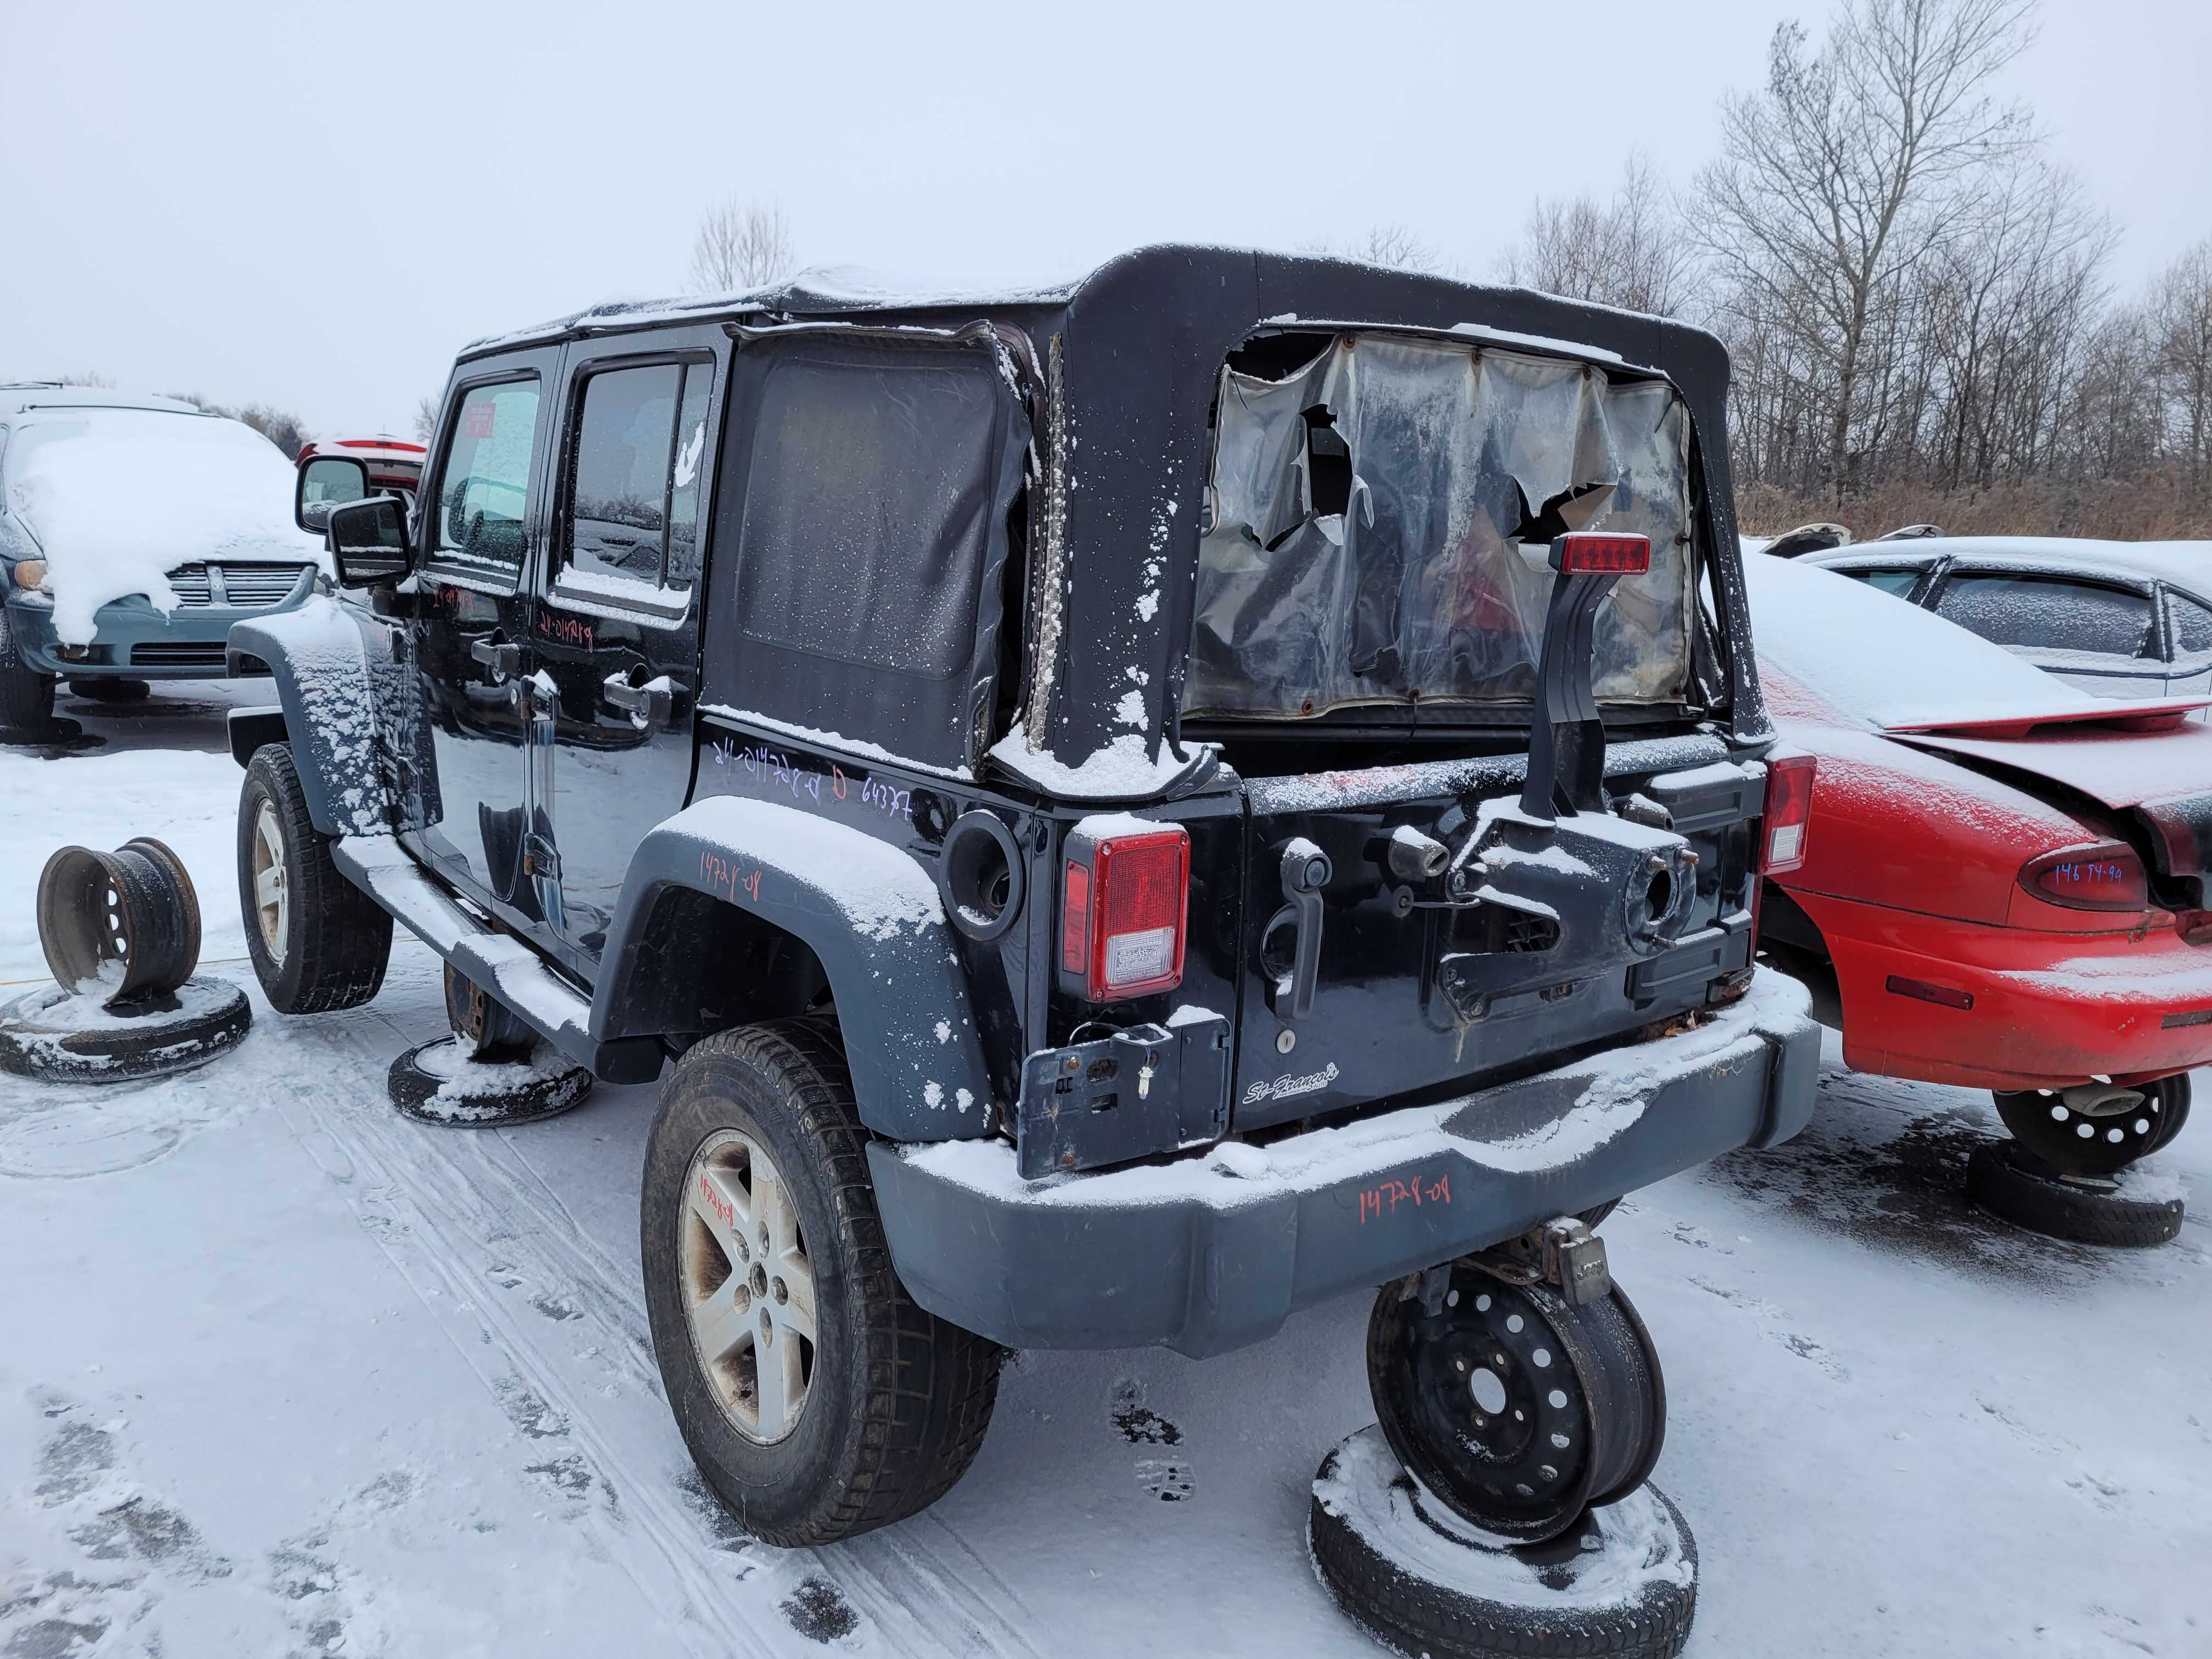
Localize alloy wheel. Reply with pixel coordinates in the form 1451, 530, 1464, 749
251, 799, 289, 967
679, 1128, 817, 1443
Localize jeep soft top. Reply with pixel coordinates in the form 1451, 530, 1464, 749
229, 245, 1819, 1549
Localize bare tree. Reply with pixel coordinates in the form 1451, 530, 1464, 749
1498, 156, 1701, 317
1302, 225, 1448, 275
689, 197, 798, 293
413, 394, 440, 443
2149, 240, 2212, 488
1699, 0, 2040, 500
167, 392, 312, 458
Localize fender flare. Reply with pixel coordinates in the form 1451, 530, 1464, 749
227, 599, 393, 838
593, 794, 996, 1143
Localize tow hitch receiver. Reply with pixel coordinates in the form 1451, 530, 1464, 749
1015, 1011, 1232, 1178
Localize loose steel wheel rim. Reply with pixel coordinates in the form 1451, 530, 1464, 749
251, 800, 289, 967
679, 1127, 817, 1444
1368, 1269, 1659, 1544
1995, 1085, 2169, 1176
37, 837, 201, 1003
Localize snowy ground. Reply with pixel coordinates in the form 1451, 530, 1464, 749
2, 685, 2207, 1658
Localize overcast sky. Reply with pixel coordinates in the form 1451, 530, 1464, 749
3, 0, 2204, 439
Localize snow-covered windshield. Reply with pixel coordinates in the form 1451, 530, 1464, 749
1743, 554, 2100, 729
1183, 334, 1695, 720
5, 408, 323, 644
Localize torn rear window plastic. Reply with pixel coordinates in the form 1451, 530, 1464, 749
1183, 334, 1694, 720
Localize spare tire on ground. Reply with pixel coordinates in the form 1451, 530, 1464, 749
1966, 1138, 2185, 1248
388, 1036, 593, 1127
1310, 1424, 1697, 1659
0, 976, 251, 1082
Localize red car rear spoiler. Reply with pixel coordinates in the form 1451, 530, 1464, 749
1882, 698, 2211, 740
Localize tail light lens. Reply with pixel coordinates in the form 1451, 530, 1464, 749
1551, 532, 1652, 575
1759, 752, 1817, 874
1060, 822, 1189, 1001
2019, 842, 2151, 912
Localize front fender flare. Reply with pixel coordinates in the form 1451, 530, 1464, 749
228, 599, 392, 838
594, 795, 996, 1143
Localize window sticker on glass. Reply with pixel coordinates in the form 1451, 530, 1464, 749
464, 402, 496, 440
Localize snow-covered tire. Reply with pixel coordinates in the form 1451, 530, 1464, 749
388, 1036, 593, 1126
1310, 1425, 1697, 1659
1966, 1139, 2184, 1248
641, 1019, 1003, 1547
67, 677, 150, 702
0, 611, 56, 732
0, 977, 251, 1084
237, 744, 392, 1014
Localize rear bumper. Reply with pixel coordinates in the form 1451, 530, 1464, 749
1804, 891, 2212, 1088
868, 970, 1818, 1357
5, 584, 309, 678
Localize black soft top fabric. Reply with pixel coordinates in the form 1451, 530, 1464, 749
703, 330, 1028, 772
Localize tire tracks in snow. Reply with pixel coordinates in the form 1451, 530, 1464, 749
267, 1007, 1043, 1658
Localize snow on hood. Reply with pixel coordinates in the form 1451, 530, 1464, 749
7, 409, 324, 644
1743, 552, 2099, 731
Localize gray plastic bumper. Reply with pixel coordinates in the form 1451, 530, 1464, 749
868, 969, 1818, 1358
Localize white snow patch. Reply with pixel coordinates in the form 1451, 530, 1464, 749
989, 730, 1209, 801
662, 794, 943, 943
7, 409, 322, 644
699, 705, 974, 781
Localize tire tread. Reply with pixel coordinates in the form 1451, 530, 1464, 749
239, 743, 392, 1013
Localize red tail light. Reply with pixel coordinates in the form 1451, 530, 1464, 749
1060, 822, 1189, 1001
1552, 532, 1651, 575
2019, 842, 2151, 912
1759, 752, 1816, 874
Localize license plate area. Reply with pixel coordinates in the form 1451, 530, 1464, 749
1016, 1013, 1232, 1178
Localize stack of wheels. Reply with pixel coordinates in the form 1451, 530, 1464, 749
1, 838, 250, 1081
386, 964, 594, 1127
1970, 1079, 2190, 1247
1311, 1264, 1696, 1659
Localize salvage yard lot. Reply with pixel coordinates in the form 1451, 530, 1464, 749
2, 689, 2208, 1658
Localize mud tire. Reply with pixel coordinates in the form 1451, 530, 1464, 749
1966, 1138, 2183, 1248
641, 1019, 1003, 1547
237, 744, 392, 1014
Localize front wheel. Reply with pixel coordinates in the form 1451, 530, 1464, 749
237, 744, 393, 1013
641, 1020, 1003, 1547
0, 611, 55, 732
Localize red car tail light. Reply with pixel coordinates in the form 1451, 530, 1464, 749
1759, 752, 1817, 874
2018, 842, 2151, 912
1551, 532, 1651, 575
1060, 823, 1189, 1001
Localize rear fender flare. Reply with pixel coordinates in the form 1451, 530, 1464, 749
227, 599, 392, 838
592, 795, 995, 1143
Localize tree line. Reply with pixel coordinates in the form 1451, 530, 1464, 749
1489, 0, 2212, 539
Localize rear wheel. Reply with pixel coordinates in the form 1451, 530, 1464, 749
641, 1020, 1003, 1546
237, 744, 393, 1013
1994, 1078, 2182, 1176
0, 612, 55, 732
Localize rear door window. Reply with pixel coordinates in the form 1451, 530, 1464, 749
1932, 574, 2156, 659
558, 358, 715, 601
2168, 592, 2212, 663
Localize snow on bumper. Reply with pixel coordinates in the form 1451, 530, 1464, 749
869, 970, 1818, 1357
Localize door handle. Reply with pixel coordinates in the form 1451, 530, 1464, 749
601, 672, 680, 727
1272, 838, 1332, 1022
469, 637, 521, 683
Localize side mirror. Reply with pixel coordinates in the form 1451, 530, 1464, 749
297, 455, 370, 534
326, 496, 410, 588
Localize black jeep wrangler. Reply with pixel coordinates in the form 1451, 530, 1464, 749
228, 246, 1819, 1550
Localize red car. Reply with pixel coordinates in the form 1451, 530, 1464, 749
1745, 556, 2211, 1175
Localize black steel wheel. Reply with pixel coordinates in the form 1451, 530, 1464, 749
1368, 1267, 1665, 1545
1995, 1080, 2182, 1176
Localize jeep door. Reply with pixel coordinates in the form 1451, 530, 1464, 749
402, 353, 558, 926
529, 337, 721, 966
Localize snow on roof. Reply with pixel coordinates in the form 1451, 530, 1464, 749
1819, 535, 2212, 591
1, 385, 202, 419
1742, 553, 2100, 731
5, 408, 323, 644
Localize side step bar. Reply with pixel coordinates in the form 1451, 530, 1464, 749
331, 837, 663, 1084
